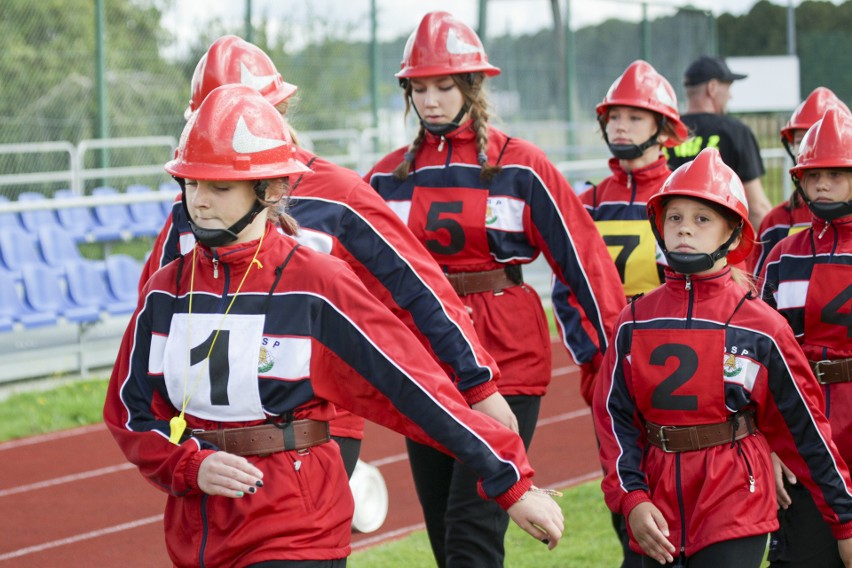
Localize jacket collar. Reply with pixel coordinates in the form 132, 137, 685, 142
424, 119, 476, 147
607, 154, 670, 186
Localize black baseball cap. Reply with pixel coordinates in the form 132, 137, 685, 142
683, 55, 747, 86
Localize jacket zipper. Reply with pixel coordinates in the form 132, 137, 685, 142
212, 254, 219, 279
738, 441, 756, 493
437, 135, 446, 152
675, 454, 687, 564
199, 493, 210, 567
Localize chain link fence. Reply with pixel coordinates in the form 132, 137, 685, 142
0, 0, 844, 203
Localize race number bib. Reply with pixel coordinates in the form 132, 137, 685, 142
805, 264, 852, 350
408, 186, 491, 266
596, 219, 661, 295
162, 313, 266, 421
632, 328, 726, 425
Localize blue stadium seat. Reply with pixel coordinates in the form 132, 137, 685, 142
159, 182, 181, 219
21, 263, 100, 324
54, 189, 122, 243
17, 191, 58, 233
0, 225, 44, 278
105, 254, 142, 307
91, 186, 133, 241
0, 269, 56, 329
64, 258, 134, 316
37, 225, 84, 268
126, 184, 166, 237
0, 195, 25, 232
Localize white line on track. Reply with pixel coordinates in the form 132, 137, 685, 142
0, 463, 135, 498
0, 515, 163, 562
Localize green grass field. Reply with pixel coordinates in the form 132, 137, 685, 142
0, 376, 771, 566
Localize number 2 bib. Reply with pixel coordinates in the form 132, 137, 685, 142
408, 186, 491, 266
805, 263, 852, 350
632, 328, 726, 426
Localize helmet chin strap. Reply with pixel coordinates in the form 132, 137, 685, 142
411, 99, 470, 136
177, 178, 266, 248
649, 213, 743, 275
792, 178, 852, 222
601, 117, 665, 161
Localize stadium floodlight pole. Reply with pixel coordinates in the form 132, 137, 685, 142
245, 0, 253, 44
787, 0, 796, 55
95, 0, 109, 183
370, 0, 378, 152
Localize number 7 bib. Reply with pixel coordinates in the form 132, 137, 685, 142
632, 328, 726, 425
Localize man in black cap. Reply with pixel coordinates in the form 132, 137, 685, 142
667, 55, 772, 227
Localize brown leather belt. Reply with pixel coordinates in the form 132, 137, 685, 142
445, 266, 523, 296
192, 419, 330, 456
811, 358, 852, 385
645, 411, 756, 453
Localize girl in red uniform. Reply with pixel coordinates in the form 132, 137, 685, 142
760, 107, 852, 567
554, 59, 688, 405
594, 147, 852, 567
553, 59, 687, 568
103, 84, 564, 568
365, 11, 624, 567
749, 87, 850, 277
141, 35, 518, 481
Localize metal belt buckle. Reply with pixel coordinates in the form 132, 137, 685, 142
814, 360, 830, 384
658, 425, 675, 453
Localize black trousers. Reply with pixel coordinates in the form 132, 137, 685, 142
642, 534, 768, 568
332, 435, 362, 479
769, 479, 843, 567
247, 560, 346, 568
611, 511, 643, 568
405, 395, 541, 568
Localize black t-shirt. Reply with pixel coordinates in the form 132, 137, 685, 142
665, 112, 765, 183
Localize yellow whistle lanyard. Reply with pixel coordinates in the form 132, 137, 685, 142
168, 229, 266, 445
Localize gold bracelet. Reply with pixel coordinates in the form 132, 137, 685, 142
519, 485, 563, 500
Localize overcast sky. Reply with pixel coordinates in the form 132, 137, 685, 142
165, 0, 780, 52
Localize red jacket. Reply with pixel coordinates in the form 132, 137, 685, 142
760, 213, 852, 463
748, 198, 812, 277
366, 122, 625, 396
141, 148, 501, 439
595, 268, 852, 557
105, 225, 533, 567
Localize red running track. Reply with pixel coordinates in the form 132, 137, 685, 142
0, 340, 601, 567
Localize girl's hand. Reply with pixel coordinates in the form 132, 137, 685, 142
838, 537, 852, 567
506, 487, 565, 550
628, 501, 675, 565
471, 392, 519, 433
772, 452, 796, 509
197, 452, 264, 498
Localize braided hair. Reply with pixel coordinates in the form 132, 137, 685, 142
393, 73, 501, 183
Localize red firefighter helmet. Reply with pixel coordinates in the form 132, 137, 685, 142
790, 107, 852, 176
396, 11, 500, 79
187, 35, 297, 116
647, 147, 755, 264
596, 60, 688, 146
166, 84, 309, 181
781, 87, 851, 144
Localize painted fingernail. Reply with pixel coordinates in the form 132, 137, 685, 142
248, 486, 256, 494
255, 480, 264, 488
235, 491, 244, 497
541, 539, 549, 545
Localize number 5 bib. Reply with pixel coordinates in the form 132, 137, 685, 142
632, 328, 726, 425
408, 186, 491, 265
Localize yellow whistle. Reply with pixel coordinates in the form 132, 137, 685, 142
169, 414, 187, 445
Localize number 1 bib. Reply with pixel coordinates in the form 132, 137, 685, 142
162, 313, 266, 422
